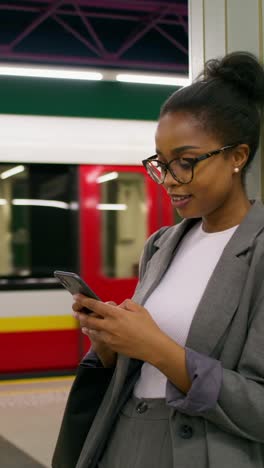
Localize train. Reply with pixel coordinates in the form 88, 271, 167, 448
0, 114, 175, 375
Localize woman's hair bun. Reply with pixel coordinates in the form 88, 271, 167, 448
200, 51, 264, 105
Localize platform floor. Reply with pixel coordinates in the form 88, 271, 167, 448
0, 376, 73, 467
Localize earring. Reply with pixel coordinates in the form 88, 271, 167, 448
234, 167, 239, 173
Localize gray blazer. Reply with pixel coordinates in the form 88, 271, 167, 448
77, 200, 264, 468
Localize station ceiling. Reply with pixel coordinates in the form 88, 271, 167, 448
0, 0, 188, 74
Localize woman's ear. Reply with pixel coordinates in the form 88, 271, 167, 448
231, 144, 250, 172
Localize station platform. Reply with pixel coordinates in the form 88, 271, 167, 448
0, 376, 73, 467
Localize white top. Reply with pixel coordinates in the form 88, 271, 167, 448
133, 221, 238, 398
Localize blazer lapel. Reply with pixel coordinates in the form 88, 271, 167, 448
133, 218, 196, 306
186, 200, 264, 356
185, 251, 248, 356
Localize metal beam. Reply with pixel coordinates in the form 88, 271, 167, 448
17, 1, 188, 15
114, 7, 171, 59
0, 50, 187, 72
52, 14, 101, 56
8, 0, 65, 50
154, 25, 188, 55
178, 16, 188, 33
0, 5, 185, 25
0, 1, 188, 72
73, 0, 107, 55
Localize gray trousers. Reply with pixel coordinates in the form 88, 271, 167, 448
97, 396, 173, 468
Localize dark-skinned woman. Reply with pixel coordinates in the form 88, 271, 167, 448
56, 51, 264, 468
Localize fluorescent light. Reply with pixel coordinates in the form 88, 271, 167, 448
69, 202, 79, 210
0, 64, 189, 86
12, 199, 69, 209
0, 65, 103, 81
0, 165, 25, 180
0, 198, 7, 205
116, 73, 190, 86
97, 172, 119, 183
97, 204, 127, 211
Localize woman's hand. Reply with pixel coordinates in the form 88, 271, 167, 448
73, 295, 192, 394
72, 296, 117, 367
72, 295, 165, 364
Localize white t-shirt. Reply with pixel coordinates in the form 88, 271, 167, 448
133, 221, 238, 398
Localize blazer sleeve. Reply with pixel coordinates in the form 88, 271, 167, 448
201, 294, 264, 443
82, 348, 104, 368
167, 290, 264, 443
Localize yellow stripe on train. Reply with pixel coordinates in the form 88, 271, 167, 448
0, 315, 78, 332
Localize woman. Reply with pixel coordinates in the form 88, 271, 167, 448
57, 51, 264, 467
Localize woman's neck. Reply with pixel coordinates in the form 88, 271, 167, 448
202, 193, 251, 233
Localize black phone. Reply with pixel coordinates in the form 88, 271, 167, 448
54, 270, 101, 301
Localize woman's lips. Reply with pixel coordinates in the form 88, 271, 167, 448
170, 194, 192, 208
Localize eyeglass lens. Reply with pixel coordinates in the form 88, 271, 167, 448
147, 159, 193, 184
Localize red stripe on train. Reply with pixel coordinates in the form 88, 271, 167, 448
0, 329, 89, 373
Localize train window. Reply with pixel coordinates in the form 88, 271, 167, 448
100, 172, 147, 278
0, 163, 78, 280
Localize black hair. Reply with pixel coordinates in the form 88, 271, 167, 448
160, 51, 264, 174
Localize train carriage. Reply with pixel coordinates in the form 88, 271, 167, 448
0, 114, 174, 375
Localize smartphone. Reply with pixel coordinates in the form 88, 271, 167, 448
54, 270, 101, 301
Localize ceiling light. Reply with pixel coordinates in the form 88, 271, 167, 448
12, 199, 69, 209
0, 165, 25, 179
0, 64, 189, 86
0, 65, 103, 81
97, 172, 119, 183
116, 73, 190, 86
97, 204, 127, 211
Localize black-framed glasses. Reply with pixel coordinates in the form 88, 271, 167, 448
142, 144, 238, 185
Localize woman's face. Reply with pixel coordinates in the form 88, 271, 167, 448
155, 111, 246, 221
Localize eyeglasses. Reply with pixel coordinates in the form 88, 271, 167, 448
142, 144, 238, 185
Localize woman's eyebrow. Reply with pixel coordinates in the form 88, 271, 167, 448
156, 145, 200, 156
171, 145, 200, 155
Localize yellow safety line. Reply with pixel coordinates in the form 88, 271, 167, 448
0, 315, 78, 332
0, 386, 72, 396
0, 375, 75, 386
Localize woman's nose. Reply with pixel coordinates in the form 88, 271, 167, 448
163, 170, 182, 188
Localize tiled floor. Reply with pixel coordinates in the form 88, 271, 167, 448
0, 377, 73, 467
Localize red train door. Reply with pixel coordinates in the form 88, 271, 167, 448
79, 165, 173, 305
